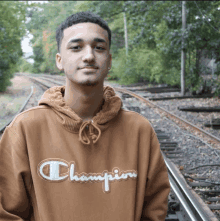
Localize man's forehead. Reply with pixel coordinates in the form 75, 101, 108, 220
63, 22, 108, 43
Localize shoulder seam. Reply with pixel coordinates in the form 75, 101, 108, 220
121, 109, 151, 121
9, 106, 50, 127
14, 106, 50, 117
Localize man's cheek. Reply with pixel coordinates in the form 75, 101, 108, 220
66, 63, 76, 72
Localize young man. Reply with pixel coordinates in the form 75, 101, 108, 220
0, 12, 170, 221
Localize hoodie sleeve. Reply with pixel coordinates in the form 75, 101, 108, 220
141, 129, 170, 221
0, 126, 33, 220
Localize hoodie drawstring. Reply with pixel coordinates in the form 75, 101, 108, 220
79, 121, 101, 145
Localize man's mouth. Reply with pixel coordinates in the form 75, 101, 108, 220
80, 66, 98, 69
80, 67, 98, 73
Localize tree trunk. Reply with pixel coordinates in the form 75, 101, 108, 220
195, 48, 201, 77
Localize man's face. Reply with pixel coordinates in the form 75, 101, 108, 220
56, 22, 112, 86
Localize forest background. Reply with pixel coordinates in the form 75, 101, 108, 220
1, 1, 220, 96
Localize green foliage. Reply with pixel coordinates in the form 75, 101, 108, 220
0, 69, 12, 92
25, 1, 220, 94
25, 1, 78, 74
214, 64, 220, 97
110, 46, 180, 86
32, 39, 45, 73
123, 1, 220, 91
0, 1, 26, 92
17, 57, 33, 73
109, 48, 126, 82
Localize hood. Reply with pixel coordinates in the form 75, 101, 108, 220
38, 85, 122, 145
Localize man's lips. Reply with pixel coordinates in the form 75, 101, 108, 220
80, 67, 98, 69
79, 67, 98, 73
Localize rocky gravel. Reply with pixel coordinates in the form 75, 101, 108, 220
1, 74, 220, 218
116, 91, 220, 220
154, 97, 220, 140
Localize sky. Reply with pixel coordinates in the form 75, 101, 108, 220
21, 33, 34, 63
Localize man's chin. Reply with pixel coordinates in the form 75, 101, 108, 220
85, 82, 97, 86
79, 79, 99, 87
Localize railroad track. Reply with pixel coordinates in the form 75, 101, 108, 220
115, 87, 220, 146
0, 86, 34, 133
116, 88, 220, 220
1, 74, 219, 220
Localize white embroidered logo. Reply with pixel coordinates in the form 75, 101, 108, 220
37, 159, 138, 193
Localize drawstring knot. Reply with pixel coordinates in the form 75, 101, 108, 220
79, 121, 101, 145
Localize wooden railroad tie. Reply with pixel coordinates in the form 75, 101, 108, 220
178, 106, 220, 112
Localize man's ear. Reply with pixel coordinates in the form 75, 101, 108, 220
56, 53, 64, 71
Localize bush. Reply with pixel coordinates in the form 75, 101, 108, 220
0, 69, 13, 92
0, 1, 26, 92
109, 46, 181, 86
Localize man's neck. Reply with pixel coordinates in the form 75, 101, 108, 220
64, 79, 104, 122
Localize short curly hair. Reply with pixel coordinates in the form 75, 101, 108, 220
56, 11, 111, 53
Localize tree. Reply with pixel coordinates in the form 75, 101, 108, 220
0, 1, 26, 92
123, 1, 220, 92
25, 1, 220, 95
25, 1, 77, 74
17, 57, 33, 73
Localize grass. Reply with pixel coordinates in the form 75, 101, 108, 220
0, 93, 29, 128
0, 75, 33, 128
106, 79, 120, 84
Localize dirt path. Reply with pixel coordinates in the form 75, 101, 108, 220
1, 76, 33, 95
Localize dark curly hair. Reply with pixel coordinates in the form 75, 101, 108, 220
56, 11, 111, 53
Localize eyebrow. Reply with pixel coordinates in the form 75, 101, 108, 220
67, 37, 107, 46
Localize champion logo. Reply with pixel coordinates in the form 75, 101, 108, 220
37, 158, 138, 193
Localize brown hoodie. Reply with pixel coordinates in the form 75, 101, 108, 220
0, 85, 170, 221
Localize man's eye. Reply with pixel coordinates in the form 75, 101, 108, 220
70, 46, 105, 51
95, 46, 105, 50
70, 46, 81, 50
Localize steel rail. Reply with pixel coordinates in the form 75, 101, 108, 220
12, 75, 219, 219
0, 86, 34, 133
20, 77, 220, 145
27, 76, 52, 89
114, 86, 219, 220
114, 87, 220, 144
15, 76, 220, 145
38, 76, 64, 86
0, 76, 52, 134
163, 154, 217, 221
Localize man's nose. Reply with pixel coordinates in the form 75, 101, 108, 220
82, 46, 95, 62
